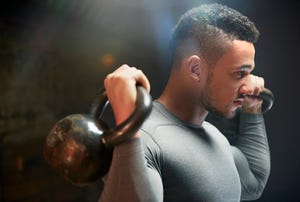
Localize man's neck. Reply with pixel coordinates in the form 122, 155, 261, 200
157, 84, 208, 126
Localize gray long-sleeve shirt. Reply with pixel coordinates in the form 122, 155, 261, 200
99, 101, 271, 202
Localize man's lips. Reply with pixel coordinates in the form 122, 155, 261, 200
233, 98, 244, 106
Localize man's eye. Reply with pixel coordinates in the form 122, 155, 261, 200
236, 71, 246, 79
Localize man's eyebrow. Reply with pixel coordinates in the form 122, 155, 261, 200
235, 65, 254, 71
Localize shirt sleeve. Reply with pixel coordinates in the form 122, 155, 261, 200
231, 112, 271, 201
98, 137, 163, 202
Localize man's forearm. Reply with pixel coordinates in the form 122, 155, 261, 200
233, 112, 271, 200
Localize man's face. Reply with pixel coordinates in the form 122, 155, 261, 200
201, 40, 255, 118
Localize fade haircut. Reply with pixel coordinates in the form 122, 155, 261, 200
170, 3, 260, 66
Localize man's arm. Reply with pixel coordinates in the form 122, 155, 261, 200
99, 137, 163, 202
231, 97, 271, 201
99, 65, 163, 202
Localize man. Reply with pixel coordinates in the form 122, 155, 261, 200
99, 3, 270, 202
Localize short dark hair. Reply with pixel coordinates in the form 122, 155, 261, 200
170, 3, 260, 66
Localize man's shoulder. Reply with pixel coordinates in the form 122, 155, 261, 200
141, 105, 167, 133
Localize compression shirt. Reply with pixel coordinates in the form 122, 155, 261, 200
99, 101, 270, 202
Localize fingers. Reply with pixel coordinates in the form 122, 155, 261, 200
105, 64, 150, 92
239, 74, 265, 96
103, 64, 151, 125
132, 68, 151, 93
239, 74, 265, 114
249, 76, 264, 96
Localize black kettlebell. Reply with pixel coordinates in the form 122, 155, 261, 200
259, 88, 274, 113
206, 88, 274, 143
44, 86, 152, 187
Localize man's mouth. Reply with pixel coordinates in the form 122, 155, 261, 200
233, 98, 244, 107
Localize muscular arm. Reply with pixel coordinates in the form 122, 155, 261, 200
99, 137, 163, 202
100, 65, 163, 202
231, 111, 271, 201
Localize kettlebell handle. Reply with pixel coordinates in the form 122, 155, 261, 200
90, 86, 153, 147
258, 88, 274, 113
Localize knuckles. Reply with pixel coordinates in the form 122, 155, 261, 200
240, 74, 265, 96
104, 65, 142, 88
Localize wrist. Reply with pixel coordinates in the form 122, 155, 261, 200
242, 105, 262, 114
114, 107, 135, 125
241, 96, 263, 114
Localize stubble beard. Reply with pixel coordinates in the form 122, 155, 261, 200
200, 71, 237, 119
201, 91, 237, 119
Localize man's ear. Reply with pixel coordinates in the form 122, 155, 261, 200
187, 55, 201, 81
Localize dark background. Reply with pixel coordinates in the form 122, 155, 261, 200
0, 0, 299, 201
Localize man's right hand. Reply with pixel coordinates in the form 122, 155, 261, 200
104, 65, 151, 131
